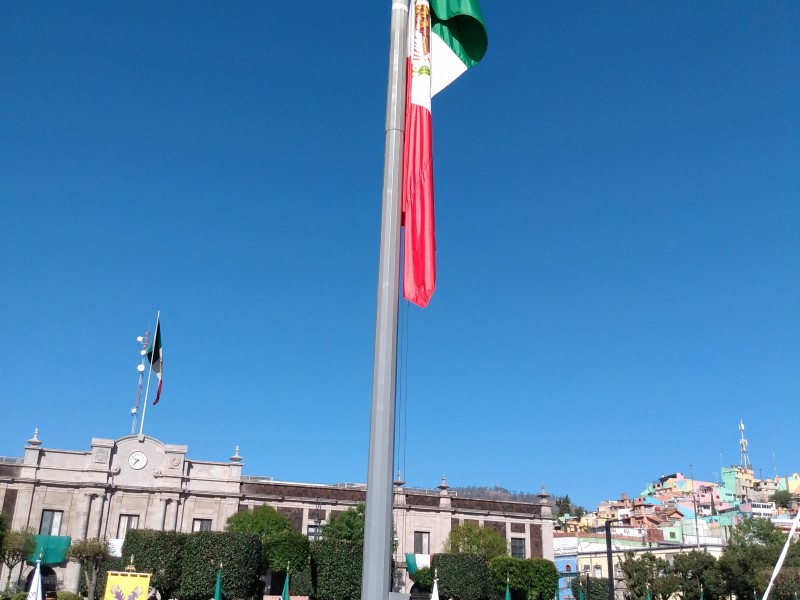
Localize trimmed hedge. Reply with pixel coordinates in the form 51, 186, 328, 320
526, 558, 559, 600
489, 556, 531, 600
264, 530, 310, 573
289, 565, 314, 598
122, 530, 187, 600
432, 554, 496, 600
178, 532, 261, 600
313, 539, 363, 600
57, 592, 82, 600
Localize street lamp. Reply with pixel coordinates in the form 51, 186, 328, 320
605, 518, 623, 600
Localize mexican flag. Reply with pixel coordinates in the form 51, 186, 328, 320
147, 320, 163, 405
405, 553, 432, 574
402, 0, 487, 307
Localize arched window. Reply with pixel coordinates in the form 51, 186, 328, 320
565, 565, 572, 573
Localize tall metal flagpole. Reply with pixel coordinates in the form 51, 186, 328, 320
138, 310, 160, 438
131, 331, 149, 435
361, 1, 408, 599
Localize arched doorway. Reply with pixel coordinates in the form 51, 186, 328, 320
409, 583, 431, 600
25, 566, 57, 594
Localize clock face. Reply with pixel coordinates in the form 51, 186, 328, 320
128, 451, 148, 470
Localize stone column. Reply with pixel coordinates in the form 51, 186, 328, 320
73, 493, 92, 540
165, 499, 178, 531
91, 494, 106, 538
156, 498, 168, 530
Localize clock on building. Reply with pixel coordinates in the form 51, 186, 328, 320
128, 451, 148, 470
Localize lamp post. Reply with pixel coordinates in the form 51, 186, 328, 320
605, 518, 622, 600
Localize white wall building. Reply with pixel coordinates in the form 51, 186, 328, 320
0, 431, 554, 595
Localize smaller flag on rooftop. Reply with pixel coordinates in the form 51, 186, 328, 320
147, 320, 163, 405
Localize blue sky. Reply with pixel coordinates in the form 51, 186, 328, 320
1, 2, 798, 510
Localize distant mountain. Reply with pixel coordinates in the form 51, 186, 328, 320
450, 486, 586, 517
450, 485, 544, 503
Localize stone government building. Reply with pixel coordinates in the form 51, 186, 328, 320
0, 431, 554, 594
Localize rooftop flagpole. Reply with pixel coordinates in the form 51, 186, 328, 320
138, 310, 160, 438
361, 0, 408, 598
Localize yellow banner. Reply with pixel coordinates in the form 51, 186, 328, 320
104, 572, 152, 600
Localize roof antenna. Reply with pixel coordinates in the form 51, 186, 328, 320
739, 419, 752, 470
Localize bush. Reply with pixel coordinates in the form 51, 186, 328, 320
122, 530, 187, 600
411, 567, 433, 591
178, 532, 261, 600
12, 593, 27, 600
432, 554, 495, 600
57, 592, 82, 600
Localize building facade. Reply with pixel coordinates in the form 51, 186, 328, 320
553, 532, 726, 600
0, 431, 554, 595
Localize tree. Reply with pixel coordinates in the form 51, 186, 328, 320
555, 496, 573, 518
77, 556, 124, 600
672, 550, 725, 600
226, 506, 307, 572
767, 566, 800, 600
770, 490, 793, 509
1, 528, 36, 592
719, 518, 800, 600
621, 552, 680, 600
66, 538, 111, 600
571, 575, 611, 600
672, 550, 724, 600
226, 505, 294, 538
442, 522, 507, 560
321, 504, 365, 542
553, 496, 586, 519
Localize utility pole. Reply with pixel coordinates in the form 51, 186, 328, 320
605, 519, 618, 600
691, 464, 700, 549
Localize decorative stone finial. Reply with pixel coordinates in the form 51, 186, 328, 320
28, 428, 41, 446
230, 445, 242, 462
438, 474, 449, 491
394, 470, 405, 487
538, 484, 550, 500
